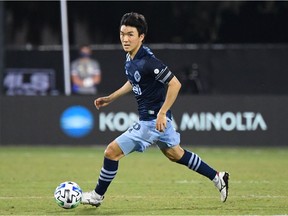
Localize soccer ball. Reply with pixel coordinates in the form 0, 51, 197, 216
54, 181, 82, 209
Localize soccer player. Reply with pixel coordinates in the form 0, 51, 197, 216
81, 12, 229, 207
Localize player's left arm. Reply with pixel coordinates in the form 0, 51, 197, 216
156, 76, 181, 132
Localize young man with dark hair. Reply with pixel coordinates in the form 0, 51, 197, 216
81, 12, 229, 207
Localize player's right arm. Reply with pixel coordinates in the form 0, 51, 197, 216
94, 81, 132, 110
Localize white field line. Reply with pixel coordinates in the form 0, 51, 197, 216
1, 180, 287, 200
0, 195, 287, 200
175, 180, 288, 184
1, 180, 286, 185
107, 180, 288, 184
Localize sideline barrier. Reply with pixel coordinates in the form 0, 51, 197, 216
5, 44, 288, 95
0, 95, 287, 146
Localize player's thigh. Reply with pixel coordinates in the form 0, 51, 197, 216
157, 119, 181, 158
158, 119, 180, 147
115, 121, 158, 155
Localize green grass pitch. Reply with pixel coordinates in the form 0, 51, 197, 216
0, 146, 288, 215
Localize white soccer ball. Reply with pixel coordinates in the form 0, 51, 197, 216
54, 181, 82, 209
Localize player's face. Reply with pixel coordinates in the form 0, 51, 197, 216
120, 25, 144, 58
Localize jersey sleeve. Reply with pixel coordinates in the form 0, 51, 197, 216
145, 57, 174, 84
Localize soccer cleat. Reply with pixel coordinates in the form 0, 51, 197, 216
81, 190, 104, 207
214, 172, 229, 202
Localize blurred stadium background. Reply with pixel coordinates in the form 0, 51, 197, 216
1, 1, 288, 146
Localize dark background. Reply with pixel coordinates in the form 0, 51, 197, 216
2, 1, 288, 96
4, 1, 288, 46
4, 45, 288, 95
1, 1, 288, 146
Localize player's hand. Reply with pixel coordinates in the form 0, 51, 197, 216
156, 112, 167, 132
94, 97, 110, 110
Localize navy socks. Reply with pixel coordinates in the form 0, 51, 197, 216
95, 149, 217, 196
95, 157, 119, 196
176, 149, 217, 180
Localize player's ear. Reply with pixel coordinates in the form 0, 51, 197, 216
140, 34, 145, 42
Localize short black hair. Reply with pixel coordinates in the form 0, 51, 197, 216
120, 12, 148, 36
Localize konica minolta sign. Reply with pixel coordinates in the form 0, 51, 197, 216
0, 95, 287, 146
97, 111, 267, 132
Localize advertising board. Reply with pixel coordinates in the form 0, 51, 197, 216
1, 95, 287, 146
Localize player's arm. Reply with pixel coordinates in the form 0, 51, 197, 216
94, 81, 132, 110
156, 76, 181, 131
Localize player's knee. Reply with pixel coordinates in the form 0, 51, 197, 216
104, 142, 124, 160
162, 146, 184, 162
167, 156, 178, 162
104, 146, 115, 159
164, 152, 179, 162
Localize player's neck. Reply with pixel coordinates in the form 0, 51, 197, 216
129, 44, 142, 59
